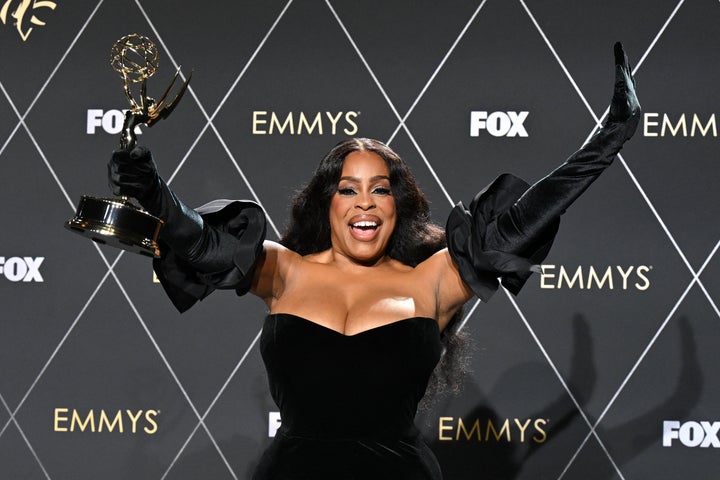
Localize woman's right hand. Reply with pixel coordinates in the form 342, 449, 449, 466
107, 145, 159, 201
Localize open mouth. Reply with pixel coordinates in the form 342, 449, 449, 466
348, 217, 382, 240
350, 220, 378, 232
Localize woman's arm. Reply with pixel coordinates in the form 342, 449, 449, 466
433, 42, 640, 322
108, 148, 267, 312
415, 248, 474, 331
250, 240, 300, 305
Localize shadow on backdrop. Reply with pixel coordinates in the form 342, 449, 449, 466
425, 315, 700, 480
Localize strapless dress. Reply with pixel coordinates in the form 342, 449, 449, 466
253, 313, 443, 480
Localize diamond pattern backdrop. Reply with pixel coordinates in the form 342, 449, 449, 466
1, 1, 718, 479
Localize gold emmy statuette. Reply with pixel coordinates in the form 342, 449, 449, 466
65, 34, 191, 257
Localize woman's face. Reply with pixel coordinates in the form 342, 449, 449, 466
329, 150, 397, 265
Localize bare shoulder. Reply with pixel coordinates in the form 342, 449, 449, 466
262, 239, 300, 263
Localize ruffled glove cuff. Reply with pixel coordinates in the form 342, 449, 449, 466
446, 174, 559, 301
153, 199, 266, 312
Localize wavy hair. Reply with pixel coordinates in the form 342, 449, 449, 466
280, 138, 471, 402
280, 138, 443, 265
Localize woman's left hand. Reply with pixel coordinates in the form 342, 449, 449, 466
607, 41, 641, 137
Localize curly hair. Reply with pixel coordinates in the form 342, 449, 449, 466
279, 138, 472, 402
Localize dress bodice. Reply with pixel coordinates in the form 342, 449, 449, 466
254, 313, 444, 479
260, 313, 442, 439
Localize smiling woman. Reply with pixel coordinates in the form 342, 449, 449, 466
329, 151, 397, 264
108, 43, 641, 480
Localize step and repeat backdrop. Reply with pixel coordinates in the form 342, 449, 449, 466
1, 0, 719, 479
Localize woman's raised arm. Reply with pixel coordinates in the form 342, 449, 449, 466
435, 42, 641, 321
108, 148, 267, 312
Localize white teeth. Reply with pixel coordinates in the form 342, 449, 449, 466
352, 221, 377, 228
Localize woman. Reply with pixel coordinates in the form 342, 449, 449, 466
109, 43, 640, 479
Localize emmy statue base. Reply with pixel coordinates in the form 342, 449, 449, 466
66, 195, 163, 258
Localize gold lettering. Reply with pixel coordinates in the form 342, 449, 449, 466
53, 408, 160, 434
437, 416, 550, 443
344, 111, 359, 136
298, 112, 322, 135
438, 417, 454, 441
691, 114, 716, 137
99, 410, 123, 433
540, 264, 555, 289
514, 418, 531, 442
126, 409, 143, 433
270, 112, 294, 135
588, 266, 613, 289
252, 111, 268, 134
486, 418, 510, 442
616, 265, 634, 290
662, 113, 687, 137
533, 419, 548, 443
144, 410, 159, 434
54, 408, 69, 432
635, 266, 651, 290
558, 266, 583, 289
71, 410, 95, 433
456, 418, 482, 441
325, 111, 343, 135
251, 111, 359, 136
643, 113, 658, 137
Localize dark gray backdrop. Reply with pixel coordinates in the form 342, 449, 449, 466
1, 1, 719, 479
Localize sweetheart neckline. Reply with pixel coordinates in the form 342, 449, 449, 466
266, 313, 438, 338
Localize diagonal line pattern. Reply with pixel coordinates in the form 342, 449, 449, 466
1, 1, 717, 479
0, 80, 76, 211
587, 239, 720, 429
503, 290, 626, 480
0, 247, 122, 478
324, 4, 623, 478
0, 393, 51, 480
150, 2, 492, 474
326, 1, 718, 480
0, 262, 117, 439
516, 1, 720, 478
135, 0, 293, 240
130, 1, 295, 476
159, 329, 264, 480
325, 0, 458, 206
113, 260, 240, 480
385, 0, 490, 147
0, 5, 131, 480
0, 1, 279, 478
322, 5, 628, 477
0, 0, 105, 160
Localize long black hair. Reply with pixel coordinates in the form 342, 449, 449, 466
280, 138, 472, 401
280, 137, 444, 265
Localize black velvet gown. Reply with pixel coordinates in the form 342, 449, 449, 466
254, 314, 443, 479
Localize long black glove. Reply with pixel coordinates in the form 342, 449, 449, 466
491, 41, 641, 253
447, 42, 641, 300
108, 146, 207, 262
108, 147, 266, 311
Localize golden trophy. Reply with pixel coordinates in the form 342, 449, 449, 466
65, 34, 191, 257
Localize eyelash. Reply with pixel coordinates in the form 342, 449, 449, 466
337, 187, 392, 196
